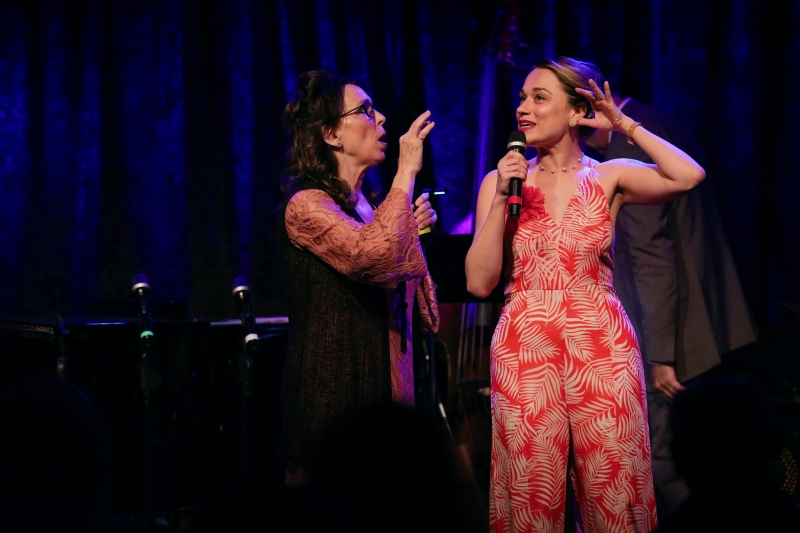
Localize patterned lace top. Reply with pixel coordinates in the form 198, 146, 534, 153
504, 162, 615, 294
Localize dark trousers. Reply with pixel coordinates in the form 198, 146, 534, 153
647, 386, 690, 519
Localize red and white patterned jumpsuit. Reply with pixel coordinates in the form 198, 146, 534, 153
489, 163, 657, 533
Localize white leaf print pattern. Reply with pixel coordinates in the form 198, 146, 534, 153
490, 165, 656, 533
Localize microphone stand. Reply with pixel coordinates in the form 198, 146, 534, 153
232, 276, 258, 480
414, 196, 452, 437
132, 274, 162, 532
415, 311, 453, 439
55, 313, 68, 380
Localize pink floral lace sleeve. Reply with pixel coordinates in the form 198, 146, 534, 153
388, 273, 440, 406
285, 187, 427, 288
416, 273, 439, 333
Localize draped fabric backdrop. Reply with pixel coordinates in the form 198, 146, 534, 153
1, 0, 798, 338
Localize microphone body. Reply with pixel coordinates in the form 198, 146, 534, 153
506, 131, 528, 219
132, 274, 154, 348
232, 276, 258, 407
132, 274, 161, 393
417, 187, 445, 246
55, 313, 68, 379
232, 276, 259, 350
508, 177, 523, 219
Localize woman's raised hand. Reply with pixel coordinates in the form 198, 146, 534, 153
576, 79, 629, 133
398, 110, 435, 175
495, 150, 529, 197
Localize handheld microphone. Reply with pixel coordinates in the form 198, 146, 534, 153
232, 276, 259, 350
506, 131, 528, 219
418, 187, 446, 239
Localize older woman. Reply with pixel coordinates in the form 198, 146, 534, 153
466, 57, 704, 532
278, 71, 439, 485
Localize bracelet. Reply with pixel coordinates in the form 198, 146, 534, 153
627, 121, 642, 145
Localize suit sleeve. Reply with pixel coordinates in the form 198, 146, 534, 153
285, 187, 428, 288
615, 203, 678, 365
609, 104, 683, 365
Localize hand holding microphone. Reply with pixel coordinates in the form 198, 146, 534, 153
505, 131, 528, 219
415, 188, 445, 235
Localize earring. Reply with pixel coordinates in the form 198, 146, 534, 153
569, 119, 577, 127
337, 141, 342, 148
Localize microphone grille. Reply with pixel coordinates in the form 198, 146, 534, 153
507, 130, 527, 146
232, 276, 250, 295
132, 273, 150, 291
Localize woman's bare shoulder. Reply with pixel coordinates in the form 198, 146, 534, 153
594, 157, 651, 174
479, 168, 499, 188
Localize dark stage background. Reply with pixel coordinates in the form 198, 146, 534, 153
1, 0, 799, 374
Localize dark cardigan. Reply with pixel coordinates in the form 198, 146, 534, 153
277, 202, 392, 467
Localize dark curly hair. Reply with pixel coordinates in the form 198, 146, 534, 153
532, 56, 605, 141
281, 70, 360, 209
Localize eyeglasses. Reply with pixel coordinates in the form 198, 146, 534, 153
341, 101, 376, 121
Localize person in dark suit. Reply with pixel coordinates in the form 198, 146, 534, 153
585, 96, 757, 518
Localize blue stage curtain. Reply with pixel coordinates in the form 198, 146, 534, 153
0, 0, 796, 327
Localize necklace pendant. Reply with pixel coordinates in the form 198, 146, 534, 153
550, 168, 556, 174
562, 167, 567, 172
